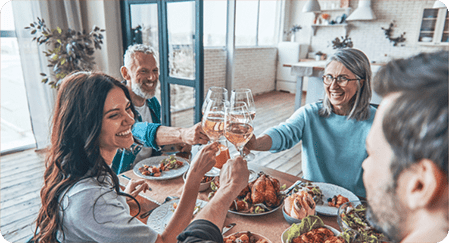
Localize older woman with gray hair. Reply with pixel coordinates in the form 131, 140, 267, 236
245, 48, 375, 197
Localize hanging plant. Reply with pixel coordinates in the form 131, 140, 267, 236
381, 21, 406, 47
25, 17, 105, 89
331, 36, 354, 49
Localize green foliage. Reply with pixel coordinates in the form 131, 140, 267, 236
25, 17, 105, 89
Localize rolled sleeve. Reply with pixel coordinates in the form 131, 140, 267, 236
132, 122, 162, 151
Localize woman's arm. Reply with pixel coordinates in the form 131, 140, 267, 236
155, 142, 219, 243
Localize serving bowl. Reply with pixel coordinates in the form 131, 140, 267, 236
182, 172, 214, 192
337, 200, 391, 242
224, 231, 272, 243
281, 224, 340, 243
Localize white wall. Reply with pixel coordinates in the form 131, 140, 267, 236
287, 0, 448, 62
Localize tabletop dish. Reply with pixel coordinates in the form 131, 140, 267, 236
281, 215, 342, 243
337, 200, 391, 242
282, 204, 318, 225
307, 182, 359, 216
147, 199, 207, 234
183, 172, 214, 192
209, 172, 284, 216
133, 155, 189, 180
224, 231, 272, 243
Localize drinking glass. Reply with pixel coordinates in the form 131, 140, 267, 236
230, 88, 256, 120
202, 87, 228, 115
202, 98, 228, 176
230, 89, 256, 160
224, 103, 254, 157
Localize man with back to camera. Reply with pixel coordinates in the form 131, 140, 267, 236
362, 51, 448, 242
111, 44, 209, 174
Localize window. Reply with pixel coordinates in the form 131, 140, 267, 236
1, 1, 36, 152
203, 0, 281, 47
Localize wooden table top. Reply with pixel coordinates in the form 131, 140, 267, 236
119, 163, 341, 242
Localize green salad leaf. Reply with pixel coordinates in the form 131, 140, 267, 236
287, 215, 325, 242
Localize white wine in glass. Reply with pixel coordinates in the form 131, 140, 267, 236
224, 104, 254, 157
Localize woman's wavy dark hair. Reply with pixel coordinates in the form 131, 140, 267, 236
32, 71, 141, 242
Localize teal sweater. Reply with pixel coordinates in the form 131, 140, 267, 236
264, 102, 376, 198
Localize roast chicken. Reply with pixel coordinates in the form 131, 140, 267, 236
251, 173, 281, 207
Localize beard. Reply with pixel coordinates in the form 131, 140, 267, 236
132, 82, 155, 100
366, 182, 408, 242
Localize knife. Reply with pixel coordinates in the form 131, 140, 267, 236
222, 223, 236, 235
283, 180, 305, 195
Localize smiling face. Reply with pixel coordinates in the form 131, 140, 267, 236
98, 87, 135, 156
362, 93, 408, 241
125, 52, 159, 99
324, 61, 360, 115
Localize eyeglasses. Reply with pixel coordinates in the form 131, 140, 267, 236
322, 74, 360, 86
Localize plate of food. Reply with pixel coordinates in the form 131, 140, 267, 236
288, 182, 359, 216
224, 231, 272, 243
147, 199, 207, 234
281, 215, 344, 243
338, 200, 391, 242
133, 155, 189, 180
209, 172, 284, 216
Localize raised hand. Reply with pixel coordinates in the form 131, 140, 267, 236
219, 156, 249, 193
181, 123, 210, 145
189, 142, 219, 177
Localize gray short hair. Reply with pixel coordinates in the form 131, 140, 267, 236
319, 48, 372, 121
123, 44, 158, 68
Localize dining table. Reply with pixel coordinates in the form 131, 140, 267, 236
119, 160, 346, 242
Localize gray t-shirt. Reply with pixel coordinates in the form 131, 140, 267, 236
56, 176, 158, 242
134, 104, 153, 164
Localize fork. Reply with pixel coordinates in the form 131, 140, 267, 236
140, 196, 179, 219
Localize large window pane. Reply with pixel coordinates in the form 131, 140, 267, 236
258, 1, 278, 46
1, 1, 35, 151
204, 1, 227, 47
170, 84, 195, 128
167, 1, 195, 80
235, 0, 258, 46
130, 4, 159, 52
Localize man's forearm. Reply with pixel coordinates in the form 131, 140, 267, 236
154, 126, 184, 146
193, 185, 237, 229
254, 134, 273, 151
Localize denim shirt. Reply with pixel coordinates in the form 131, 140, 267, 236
111, 97, 162, 174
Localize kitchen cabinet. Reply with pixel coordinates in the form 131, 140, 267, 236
417, 8, 449, 46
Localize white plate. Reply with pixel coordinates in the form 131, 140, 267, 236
147, 199, 207, 234
311, 182, 360, 216
133, 156, 189, 180
228, 200, 283, 217
281, 224, 340, 243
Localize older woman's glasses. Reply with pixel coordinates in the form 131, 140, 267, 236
322, 74, 360, 86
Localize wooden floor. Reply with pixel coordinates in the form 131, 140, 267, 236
0, 90, 305, 242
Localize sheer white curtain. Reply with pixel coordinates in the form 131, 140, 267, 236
11, 0, 85, 150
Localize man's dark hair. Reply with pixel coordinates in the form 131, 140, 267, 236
373, 51, 448, 184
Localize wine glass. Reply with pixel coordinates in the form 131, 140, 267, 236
230, 88, 256, 120
202, 98, 229, 176
230, 89, 256, 160
202, 87, 228, 115
224, 103, 254, 157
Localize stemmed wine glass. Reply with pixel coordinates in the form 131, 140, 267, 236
224, 103, 254, 157
230, 89, 256, 160
224, 103, 257, 181
201, 98, 229, 176
202, 87, 228, 115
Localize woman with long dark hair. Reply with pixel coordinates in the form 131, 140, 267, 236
31, 72, 218, 242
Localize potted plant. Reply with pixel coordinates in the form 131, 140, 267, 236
285, 25, 302, 42
25, 17, 105, 89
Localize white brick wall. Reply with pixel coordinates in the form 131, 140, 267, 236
289, 0, 448, 63
204, 47, 277, 96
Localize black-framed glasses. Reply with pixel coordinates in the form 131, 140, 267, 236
322, 74, 360, 86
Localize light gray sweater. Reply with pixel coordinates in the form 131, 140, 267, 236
56, 176, 158, 242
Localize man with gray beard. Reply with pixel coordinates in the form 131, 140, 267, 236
362, 51, 448, 242
111, 44, 209, 174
